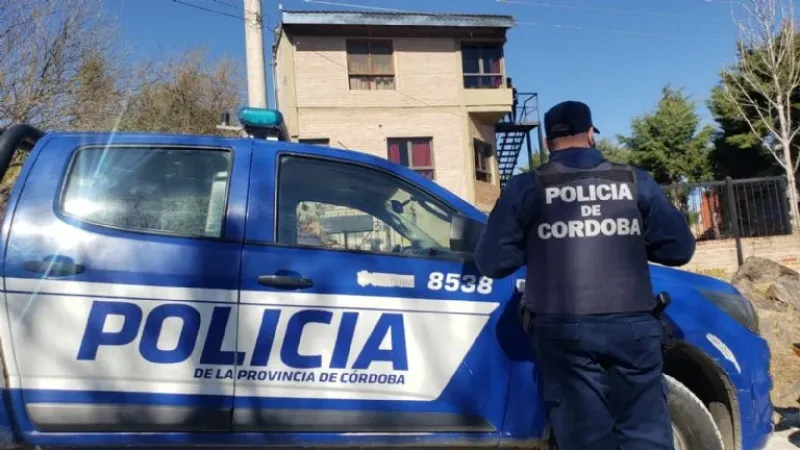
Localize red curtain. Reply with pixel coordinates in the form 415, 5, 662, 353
490, 59, 501, 74
416, 170, 435, 180
411, 140, 431, 167
388, 141, 401, 163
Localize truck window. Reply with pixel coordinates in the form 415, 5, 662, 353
296, 201, 418, 252
60, 146, 231, 238
277, 154, 459, 257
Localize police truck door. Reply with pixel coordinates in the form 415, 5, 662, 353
234, 144, 515, 439
1, 135, 251, 433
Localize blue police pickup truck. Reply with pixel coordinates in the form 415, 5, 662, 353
0, 108, 774, 450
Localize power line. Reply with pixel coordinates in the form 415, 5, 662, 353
495, 0, 728, 22
200, 0, 243, 10
303, 0, 406, 12
302, 0, 731, 42
169, 0, 276, 30
171, 0, 244, 20
514, 20, 729, 41
169, 0, 454, 115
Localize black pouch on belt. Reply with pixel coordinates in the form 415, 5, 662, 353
653, 291, 675, 352
517, 301, 534, 335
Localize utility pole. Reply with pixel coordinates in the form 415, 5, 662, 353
244, 0, 268, 108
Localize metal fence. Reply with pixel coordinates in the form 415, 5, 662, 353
661, 175, 794, 242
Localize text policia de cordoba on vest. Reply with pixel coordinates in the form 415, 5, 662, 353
538, 182, 640, 240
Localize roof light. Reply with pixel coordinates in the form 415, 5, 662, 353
237, 107, 288, 141
238, 107, 284, 128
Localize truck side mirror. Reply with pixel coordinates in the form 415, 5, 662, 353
450, 213, 484, 254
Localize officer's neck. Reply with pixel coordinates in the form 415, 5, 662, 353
550, 144, 593, 152
548, 138, 592, 151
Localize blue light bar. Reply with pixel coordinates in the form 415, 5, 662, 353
238, 107, 284, 128
237, 107, 288, 141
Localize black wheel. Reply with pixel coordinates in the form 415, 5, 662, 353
708, 401, 735, 450
666, 374, 725, 450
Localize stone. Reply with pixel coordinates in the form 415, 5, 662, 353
731, 256, 800, 311
769, 277, 800, 310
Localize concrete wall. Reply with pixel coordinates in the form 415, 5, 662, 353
297, 108, 470, 199
291, 36, 465, 110
682, 234, 800, 279
275, 32, 512, 205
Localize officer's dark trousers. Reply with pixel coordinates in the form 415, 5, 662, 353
530, 312, 673, 450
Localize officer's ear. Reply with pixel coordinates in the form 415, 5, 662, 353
587, 127, 596, 147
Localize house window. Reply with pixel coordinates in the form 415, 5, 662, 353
462, 43, 503, 89
387, 138, 434, 180
474, 139, 493, 183
299, 138, 330, 146
346, 39, 395, 91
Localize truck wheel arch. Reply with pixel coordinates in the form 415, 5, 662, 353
663, 341, 741, 450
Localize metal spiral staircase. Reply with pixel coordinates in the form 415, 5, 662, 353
495, 92, 545, 189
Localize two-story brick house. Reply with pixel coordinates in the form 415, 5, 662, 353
273, 10, 537, 212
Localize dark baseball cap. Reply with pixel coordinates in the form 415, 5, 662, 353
544, 101, 600, 139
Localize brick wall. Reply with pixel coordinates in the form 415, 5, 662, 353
292, 36, 465, 110
469, 116, 501, 211
297, 107, 470, 199
682, 234, 800, 278
278, 33, 513, 204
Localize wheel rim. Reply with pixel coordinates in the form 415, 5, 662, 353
672, 422, 688, 450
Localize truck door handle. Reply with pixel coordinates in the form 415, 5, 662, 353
24, 258, 85, 277
257, 275, 313, 289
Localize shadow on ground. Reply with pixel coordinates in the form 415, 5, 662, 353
775, 407, 800, 447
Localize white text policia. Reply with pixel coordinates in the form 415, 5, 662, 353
538, 182, 641, 240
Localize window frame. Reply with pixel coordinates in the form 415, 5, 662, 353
473, 139, 494, 183
461, 41, 505, 89
386, 137, 436, 180
57, 144, 235, 241
345, 39, 396, 91
298, 138, 331, 146
271, 151, 470, 262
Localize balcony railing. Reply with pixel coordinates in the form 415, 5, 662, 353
463, 74, 503, 89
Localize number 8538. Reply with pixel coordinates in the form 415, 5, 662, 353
427, 272, 493, 295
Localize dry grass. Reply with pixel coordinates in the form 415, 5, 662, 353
757, 306, 800, 407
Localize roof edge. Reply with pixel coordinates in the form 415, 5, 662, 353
280, 10, 516, 29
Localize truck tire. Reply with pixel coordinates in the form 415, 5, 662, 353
547, 375, 725, 450
666, 374, 725, 450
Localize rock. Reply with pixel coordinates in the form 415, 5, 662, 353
769, 277, 800, 310
733, 257, 800, 410
731, 257, 800, 311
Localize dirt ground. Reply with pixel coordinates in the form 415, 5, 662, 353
757, 306, 800, 409
757, 306, 800, 448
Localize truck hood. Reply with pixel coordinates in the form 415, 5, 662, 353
649, 264, 740, 296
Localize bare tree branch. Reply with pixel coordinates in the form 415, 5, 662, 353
721, 0, 800, 229
0, 0, 116, 129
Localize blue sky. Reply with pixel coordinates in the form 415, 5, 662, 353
105, 0, 744, 140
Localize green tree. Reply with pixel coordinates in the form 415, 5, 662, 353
515, 138, 629, 173
707, 85, 782, 180
596, 137, 633, 164
618, 85, 714, 184
711, 0, 800, 228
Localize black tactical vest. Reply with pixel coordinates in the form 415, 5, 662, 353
522, 160, 655, 315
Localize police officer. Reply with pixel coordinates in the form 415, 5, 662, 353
474, 100, 696, 450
